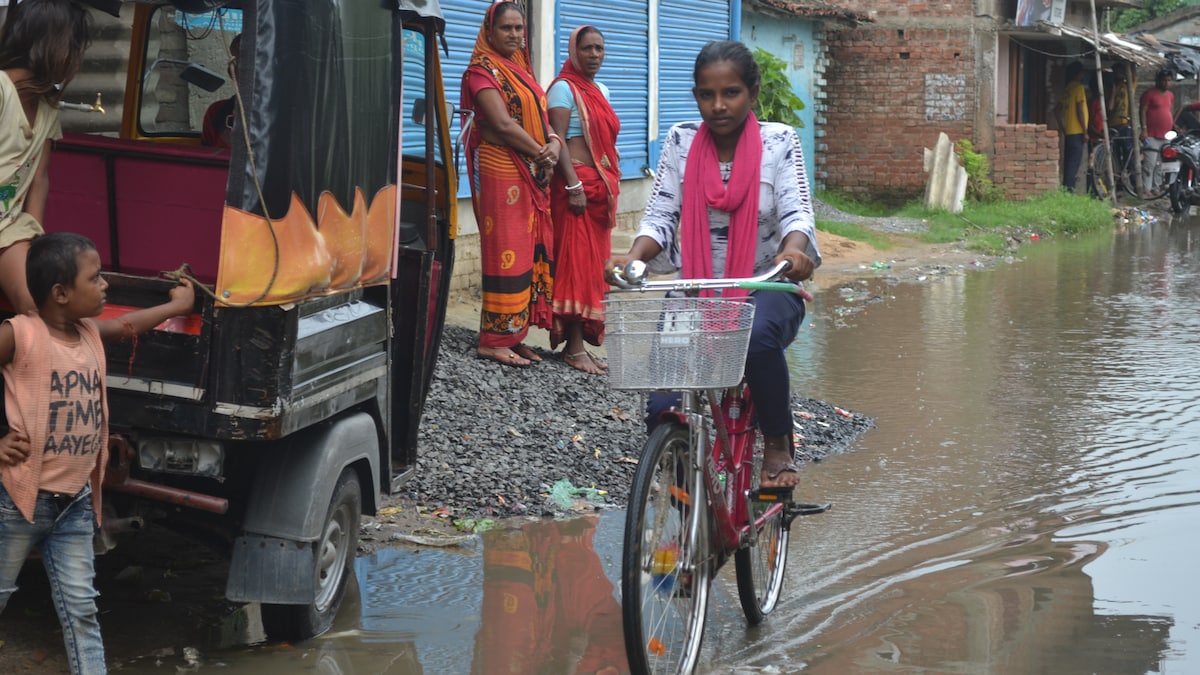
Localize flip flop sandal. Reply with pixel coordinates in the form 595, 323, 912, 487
761, 460, 801, 488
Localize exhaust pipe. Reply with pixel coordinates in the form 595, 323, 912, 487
102, 515, 144, 534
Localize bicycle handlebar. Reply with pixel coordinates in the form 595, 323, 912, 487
609, 260, 808, 296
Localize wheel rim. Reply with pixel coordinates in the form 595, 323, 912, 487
627, 428, 709, 674
314, 499, 354, 612
748, 508, 789, 612
737, 441, 789, 619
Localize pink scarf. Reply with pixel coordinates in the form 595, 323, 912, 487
681, 112, 762, 299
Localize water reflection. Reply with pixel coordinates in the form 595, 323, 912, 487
471, 516, 626, 674
99, 221, 1200, 674
349, 514, 626, 674
704, 221, 1198, 672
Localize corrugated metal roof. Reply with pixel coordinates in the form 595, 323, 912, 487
744, 0, 872, 26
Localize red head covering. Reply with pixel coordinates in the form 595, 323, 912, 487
460, 1, 552, 186
551, 25, 621, 223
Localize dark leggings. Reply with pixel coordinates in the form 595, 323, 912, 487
646, 289, 806, 436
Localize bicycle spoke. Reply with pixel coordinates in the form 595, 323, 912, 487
623, 424, 710, 675
735, 439, 791, 624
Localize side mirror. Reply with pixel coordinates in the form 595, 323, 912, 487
411, 98, 456, 128
180, 64, 226, 92
412, 97, 427, 126
143, 58, 226, 93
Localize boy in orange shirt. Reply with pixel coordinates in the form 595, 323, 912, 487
0, 232, 194, 675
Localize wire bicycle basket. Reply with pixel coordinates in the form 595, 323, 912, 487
605, 294, 756, 391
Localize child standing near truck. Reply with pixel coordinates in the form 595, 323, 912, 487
0, 232, 195, 675
0, 0, 93, 315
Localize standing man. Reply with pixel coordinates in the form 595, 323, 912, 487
1056, 62, 1088, 192
1108, 65, 1134, 186
1140, 69, 1176, 198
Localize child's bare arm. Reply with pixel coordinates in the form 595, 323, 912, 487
95, 279, 196, 343
24, 140, 53, 224
0, 321, 15, 369
0, 430, 31, 467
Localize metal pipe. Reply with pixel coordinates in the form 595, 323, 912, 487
107, 477, 229, 514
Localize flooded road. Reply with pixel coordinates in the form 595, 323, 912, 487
704, 220, 1199, 672
6, 220, 1199, 674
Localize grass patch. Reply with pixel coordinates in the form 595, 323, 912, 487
815, 190, 896, 217
820, 189, 1114, 257
816, 219, 894, 250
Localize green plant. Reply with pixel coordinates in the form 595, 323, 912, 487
752, 47, 805, 128
815, 189, 896, 217
955, 138, 1005, 202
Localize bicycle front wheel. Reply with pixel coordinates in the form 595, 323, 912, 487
622, 422, 711, 675
734, 443, 791, 625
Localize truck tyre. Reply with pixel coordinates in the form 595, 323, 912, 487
261, 467, 361, 641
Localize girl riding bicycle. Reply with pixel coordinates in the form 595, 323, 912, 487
606, 40, 821, 489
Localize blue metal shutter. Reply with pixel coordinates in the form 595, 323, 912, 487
656, 0, 730, 141
554, 2, 650, 176
402, 0, 486, 198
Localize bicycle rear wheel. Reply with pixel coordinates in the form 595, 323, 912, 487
734, 442, 791, 625
622, 422, 711, 675
1117, 147, 1140, 199
1090, 143, 1114, 199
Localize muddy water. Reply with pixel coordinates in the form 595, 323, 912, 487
104, 221, 1200, 674
701, 221, 1200, 672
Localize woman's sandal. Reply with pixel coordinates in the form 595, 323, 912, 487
760, 460, 801, 489
563, 350, 605, 375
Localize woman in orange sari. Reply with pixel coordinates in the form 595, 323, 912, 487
548, 26, 620, 375
461, 1, 562, 367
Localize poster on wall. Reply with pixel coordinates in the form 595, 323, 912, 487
1016, 0, 1066, 27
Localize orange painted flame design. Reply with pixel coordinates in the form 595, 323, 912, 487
215, 186, 397, 306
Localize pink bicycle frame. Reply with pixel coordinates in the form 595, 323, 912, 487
705, 385, 789, 552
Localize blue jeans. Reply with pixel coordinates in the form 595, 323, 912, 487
1063, 133, 1085, 192
0, 482, 107, 675
646, 288, 806, 437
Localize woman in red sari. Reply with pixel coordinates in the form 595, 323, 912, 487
548, 26, 620, 375
461, 1, 562, 367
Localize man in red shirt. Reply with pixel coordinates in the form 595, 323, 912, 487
1140, 69, 1176, 197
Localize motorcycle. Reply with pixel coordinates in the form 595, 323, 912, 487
1162, 109, 1200, 214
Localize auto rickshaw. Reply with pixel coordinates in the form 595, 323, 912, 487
4, 0, 456, 640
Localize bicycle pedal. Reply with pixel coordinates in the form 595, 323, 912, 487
749, 485, 795, 501
787, 502, 832, 518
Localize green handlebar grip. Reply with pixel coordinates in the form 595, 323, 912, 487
737, 281, 801, 293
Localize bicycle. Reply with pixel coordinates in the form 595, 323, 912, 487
1090, 137, 1169, 200
606, 261, 831, 675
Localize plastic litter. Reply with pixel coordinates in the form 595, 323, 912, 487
548, 478, 607, 509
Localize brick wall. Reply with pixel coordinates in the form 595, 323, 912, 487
821, 26, 977, 203
992, 124, 1060, 201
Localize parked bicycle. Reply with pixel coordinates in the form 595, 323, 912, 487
606, 260, 830, 675
1090, 138, 1168, 201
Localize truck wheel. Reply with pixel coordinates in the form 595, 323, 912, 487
261, 467, 361, 641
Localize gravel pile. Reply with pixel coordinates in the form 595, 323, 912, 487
404, 325, 874, 519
